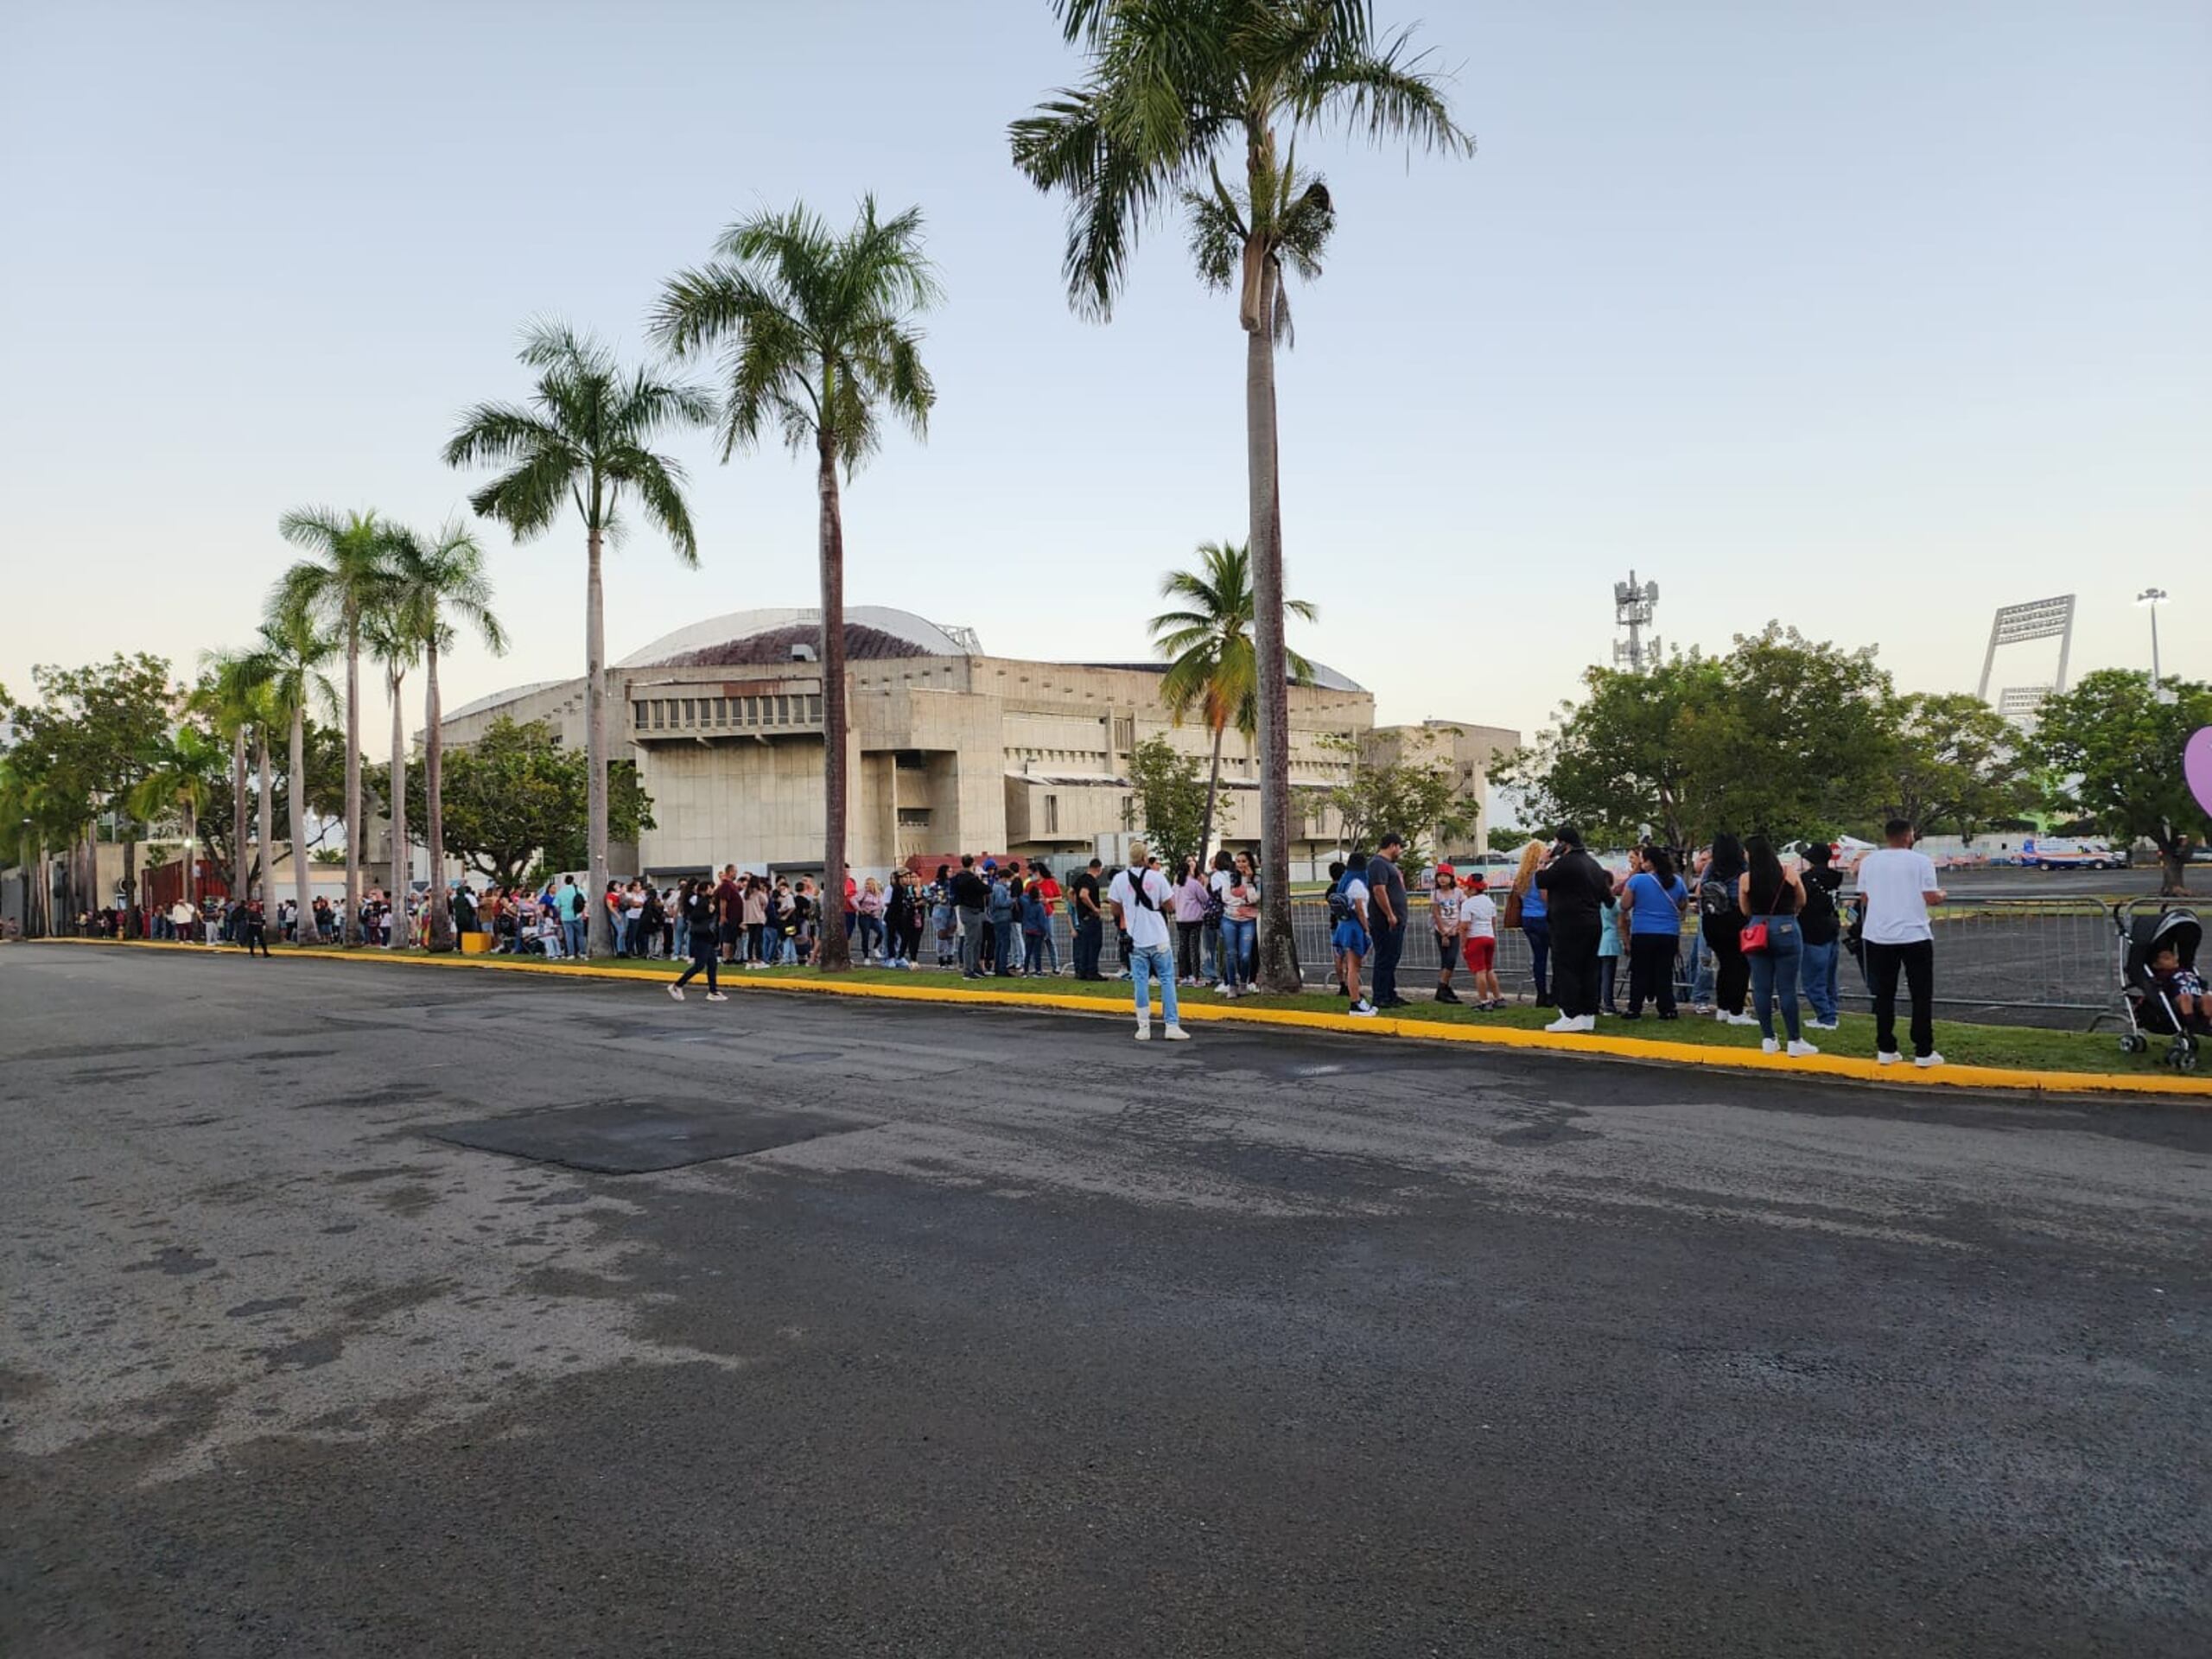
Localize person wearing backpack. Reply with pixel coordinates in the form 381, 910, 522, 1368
1796, 843, 1843, 1030
1108, 843, 1189, 1040
1329, 854, 1380, 1017
1699, 833, 1756, 1025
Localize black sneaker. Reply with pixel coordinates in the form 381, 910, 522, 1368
1433, 985, 1462, 1005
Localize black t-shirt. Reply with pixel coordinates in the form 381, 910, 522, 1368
1798, 865, 1842, 945
1535, 849, 1612, 925
1071, 870, 1101, 918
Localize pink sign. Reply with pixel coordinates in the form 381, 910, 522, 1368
2189, 727, 2212, 819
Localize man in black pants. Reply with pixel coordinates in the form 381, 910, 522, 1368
1367, 833, 1410, 1007
1853, 819, 1948, 1067
949, 855, 991, 979
242, 899, 271, 958
1071, 859, 1104, 979
1535, 825, 1612, 1033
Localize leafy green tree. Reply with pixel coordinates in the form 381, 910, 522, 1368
1320, 731, 1474, 861
1876, 691, 2034, 842
652, 198, 939, 972
444, 324, 710, 957
1012, 0, 1471, 991
383, 521, 505, 950
0, 654, 175, 921
1149, 538, 1314, 865
276, 506, 395, 944
1125, 735, 1210, 873
127, 722, 227, 909
2031, 669, 2212, 894
369, 715, 654, 890
1500, 628, 1896, 852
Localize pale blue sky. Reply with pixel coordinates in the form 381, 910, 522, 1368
3, 0, 2206, 742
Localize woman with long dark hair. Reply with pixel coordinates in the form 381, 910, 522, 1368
668, 879, 726, 1001
1697, 833, 1755, 1025
1621, 845, 1688, 1019
1738, 835, 1817, 1055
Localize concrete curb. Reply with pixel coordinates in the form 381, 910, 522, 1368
30, 936, 2212, 1103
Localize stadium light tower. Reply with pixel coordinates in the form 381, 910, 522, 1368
1612, 571, 1661, 672
2136, 587, 2168, 693
1975, 594, 2075, 704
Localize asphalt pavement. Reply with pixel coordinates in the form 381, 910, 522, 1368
3, 945, 2207, 1657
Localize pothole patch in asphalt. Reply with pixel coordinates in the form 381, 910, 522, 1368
424, 1098, 881, 1173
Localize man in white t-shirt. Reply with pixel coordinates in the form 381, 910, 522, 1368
1107, 842, 1188, 1042
1853, 819, 1947, 1067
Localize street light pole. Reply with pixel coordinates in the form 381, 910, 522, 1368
2135, 588, 2168, 693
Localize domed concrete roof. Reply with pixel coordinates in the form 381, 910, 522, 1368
618, 607, 978, 669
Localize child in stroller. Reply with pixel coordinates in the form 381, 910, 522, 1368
2118, 907, 2203, 1070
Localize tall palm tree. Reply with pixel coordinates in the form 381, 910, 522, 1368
198, 649, 284, 903
384, 521, 505, 951
364, 607, 419, 947
443, 322, 711, 957
651, 198, 940, 971
188, 662, 253, 904
1012, 0, 1471, 988
251, 606, 337, 944
128, 724, 226, 918
1150, 540, 1315, 865
276, 507, 394, 944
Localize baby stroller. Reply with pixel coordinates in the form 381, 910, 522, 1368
2115, 906, 2202, 1071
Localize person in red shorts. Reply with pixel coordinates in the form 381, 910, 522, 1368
1459, 874, 1503, 1010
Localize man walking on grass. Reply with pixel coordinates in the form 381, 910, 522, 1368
1855, 819, 1947, 1068
1108, 842, 1187, 1042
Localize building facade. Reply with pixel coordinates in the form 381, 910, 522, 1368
1360, 720, 1523, 857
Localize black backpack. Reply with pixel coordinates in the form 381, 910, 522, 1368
1698, 873, 1738, 919
1325, 882, 1352, 925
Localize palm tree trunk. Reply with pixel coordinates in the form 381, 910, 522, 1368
231, 727, 249, 904
1199, 721, 1225, 867
255, 728, 273, 904
1244, 256, 1299, 992
343, 615, 362, 944
388, 668, 407, 947
817, 427, 852, 972
424, 639, 449, 950
584, 524, 610, 958
289, 703, 314, 945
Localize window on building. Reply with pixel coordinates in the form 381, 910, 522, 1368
633, 702, 646, 730
681, 698, 696, 726
1112, 715, 1135, 752
712, 697, 728, 725
651, 701, 665, 729
775, 696, 791, 723
1045, 794, 1059, 834
896, 807, 931, 827
806, 695, 823, 722
1121, 795, 1135, 830
894, 749, 926, 770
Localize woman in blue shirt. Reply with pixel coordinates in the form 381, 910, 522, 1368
1622, 845, 1689, 1020
1510, 840, 1551, 1006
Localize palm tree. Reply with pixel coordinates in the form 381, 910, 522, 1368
128, 724, 226, 919
250, 607, 337, 944
364, 607, 419, 947
188, 663, 251, 905
1012, 0, 1471, 988
1150, 540, 1316, 865
275, 507, 394, 944
443, 322, 711, 957
384, 521, 505, 951
197, 649, 285, 904
650, 198, 940, 971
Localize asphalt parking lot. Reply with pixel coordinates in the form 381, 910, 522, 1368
3, 945, 2207, 1657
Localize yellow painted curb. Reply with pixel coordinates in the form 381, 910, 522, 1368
29, 936, 2212, 1103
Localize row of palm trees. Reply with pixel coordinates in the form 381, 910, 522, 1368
195, 514, 503, 949
182, 2, 1461, 974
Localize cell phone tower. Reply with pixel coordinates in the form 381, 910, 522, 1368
1613, 571, 1662, 671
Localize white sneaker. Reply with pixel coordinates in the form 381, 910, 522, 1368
1544, 1016, 1576, 1033
1877, 1051, 1902, 1065
1574, 1015, 1597, 1033
1761, 1038, 1780, 1054
1134, 1025, 1151, 1041
1349, 1001, 1378, 1018
1162, 1025, 1190, 1041
1788, 1039, 1820, 1058
705, 991, 728, 1002
1913, 1051, 1946, 1069
1726, 1013, 1758, 1027
667, 984, 684, 1001
1807, 1020, 1838, 1031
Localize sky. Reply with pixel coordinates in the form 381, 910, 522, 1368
3, 0, 2207, 746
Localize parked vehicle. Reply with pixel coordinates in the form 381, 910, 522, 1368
2020, 836, 2126, 871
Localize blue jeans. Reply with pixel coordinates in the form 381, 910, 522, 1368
1688, 926, 1714, 1006
856, 914, 884, 959
1798, 937, 1840, 1023
1129, 942, 1179, 1027
1218, 917, 1255, 991
1747, 915, 1804, 1042
993, 917, 1019, 974
1522, 918, 1552, 1000
563, 918, 586, 958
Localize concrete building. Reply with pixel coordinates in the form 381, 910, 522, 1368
440, 607, 1389, 880
1359, 720, 1523, 857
